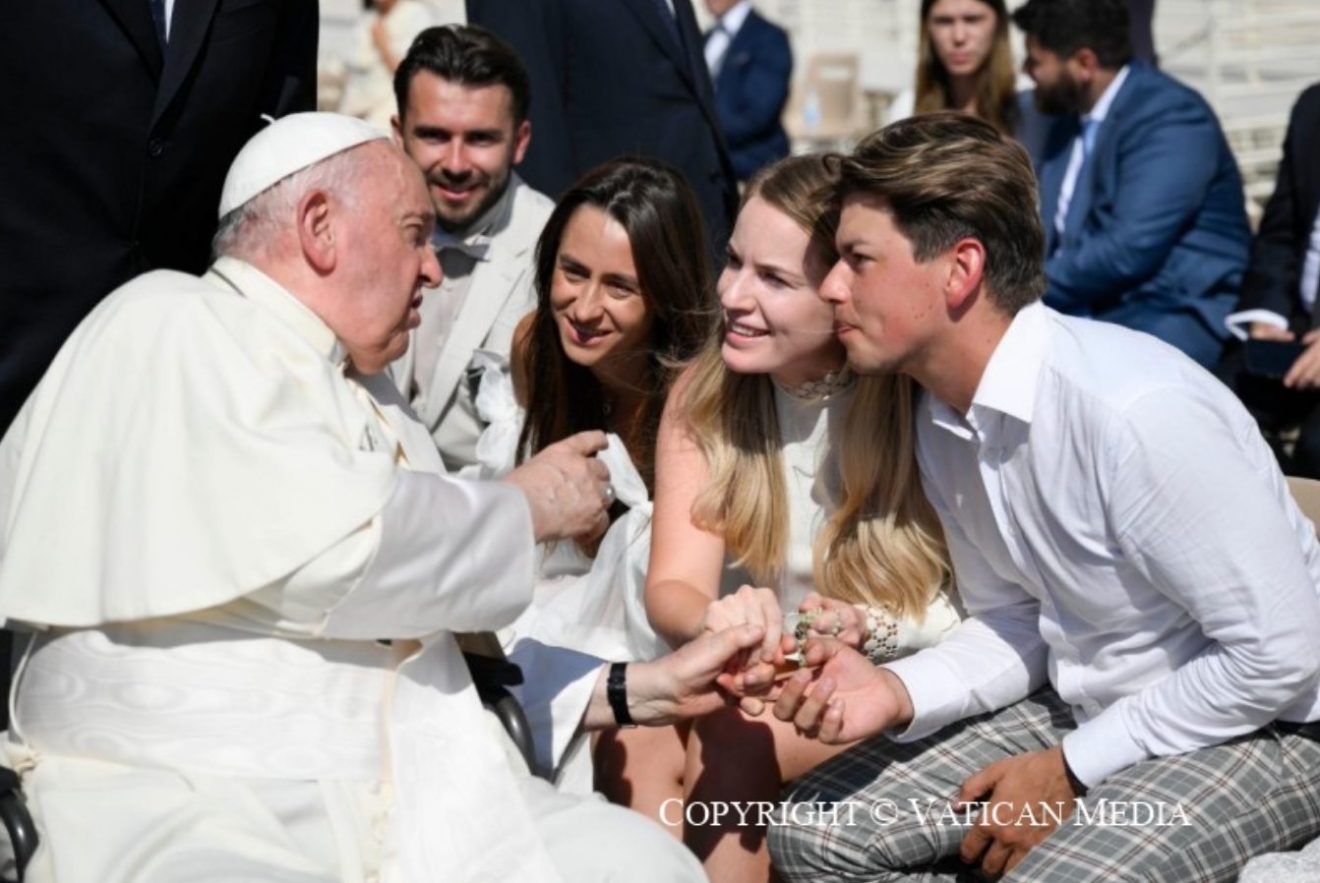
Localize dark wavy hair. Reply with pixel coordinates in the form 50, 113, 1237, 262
1011, 0, 1133, 69
516, 158, 715, 493
394, 24, 531, 124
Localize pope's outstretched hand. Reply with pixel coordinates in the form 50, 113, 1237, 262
582, 624, 769, 730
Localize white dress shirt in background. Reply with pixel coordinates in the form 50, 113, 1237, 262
1226, 205, 1320, 339
703, 0, 753, 77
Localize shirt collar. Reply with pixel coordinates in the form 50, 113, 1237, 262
430, 171, 522, 260
718, 0, 754, 38
1083, 64, 1131, 126
206, 256, 347, 366
968, 301, 1051, 426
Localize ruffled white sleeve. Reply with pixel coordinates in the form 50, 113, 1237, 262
458, 349, 525, 480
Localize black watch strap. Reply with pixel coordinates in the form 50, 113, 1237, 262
607, 661, 636, 728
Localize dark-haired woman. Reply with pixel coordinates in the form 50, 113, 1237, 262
468, 157, 714, 790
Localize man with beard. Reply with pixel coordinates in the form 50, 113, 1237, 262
390, 24, 554, 471
1014, 0, 1249, 370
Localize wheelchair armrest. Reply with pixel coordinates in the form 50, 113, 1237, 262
463, 652, 540, 777
0, 766, 36, 883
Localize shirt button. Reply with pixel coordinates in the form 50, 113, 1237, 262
147, 138, 167, 157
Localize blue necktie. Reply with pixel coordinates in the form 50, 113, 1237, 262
1081, 117, 1100, 160
149, 0, 167, 45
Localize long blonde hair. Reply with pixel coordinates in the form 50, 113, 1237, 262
681, 155, 951, 617
914, 0, 1019, 136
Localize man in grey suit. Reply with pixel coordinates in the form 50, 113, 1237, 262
390, 24, 554, 470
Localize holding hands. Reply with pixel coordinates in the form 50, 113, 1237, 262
709, 594, 913, 744
766, 638, 912, 743
699, 584, 785, 668
791, 592, 870, 651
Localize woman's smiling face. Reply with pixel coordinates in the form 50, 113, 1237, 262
550, 204, 654, 380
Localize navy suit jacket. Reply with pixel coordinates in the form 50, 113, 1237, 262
1235, 83, 1320, 334
468, 0, 739, 257
708, 10, 791, 181
0, 0, 317, 431
1031, 60, 1250, 340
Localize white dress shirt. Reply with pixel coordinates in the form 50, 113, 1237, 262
1226, 205, 1320, 338
886, 303, 1320, 786
1054, 65, 1131, 240
704, 0, 753, 77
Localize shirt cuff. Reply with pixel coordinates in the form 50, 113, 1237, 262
1225, 309, 1288, 341
1059, 700, 1150, 788
882, 649, 975, 743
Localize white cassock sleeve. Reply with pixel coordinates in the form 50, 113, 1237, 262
243, 471, 536, 640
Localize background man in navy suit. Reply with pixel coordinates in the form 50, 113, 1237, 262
0, 0, 318, 434
468, 0, 739, 258
1013, 0, 1249, 369
703, 0, 792, 183
1222, 82, 1320, 477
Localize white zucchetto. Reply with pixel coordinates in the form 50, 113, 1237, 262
218, 112, 388, 218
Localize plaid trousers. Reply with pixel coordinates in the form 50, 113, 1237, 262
769, 689, 1320, 882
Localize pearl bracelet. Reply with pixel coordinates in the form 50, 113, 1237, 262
854, 603, 901, 665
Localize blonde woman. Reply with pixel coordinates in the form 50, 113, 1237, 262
594, 154, 962, 882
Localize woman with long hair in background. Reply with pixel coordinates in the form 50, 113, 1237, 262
889, 0, 1020, 135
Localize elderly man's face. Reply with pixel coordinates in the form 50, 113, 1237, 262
335, 145, 441, 373
394, 71, 530, 233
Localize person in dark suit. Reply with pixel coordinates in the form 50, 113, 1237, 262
1128, 0, 1156, 64
1013, 0, 1250, 369
467, 0, 739, 257
702, 0, 791, 182
1221, 83, 1320, 477
0, 0, 318, 433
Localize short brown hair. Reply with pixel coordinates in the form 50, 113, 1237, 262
839, 112, 1046, 315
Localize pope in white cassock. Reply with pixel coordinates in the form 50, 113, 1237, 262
0, 113, 765, 883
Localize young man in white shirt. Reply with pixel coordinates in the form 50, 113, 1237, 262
764, 112, 1320, 882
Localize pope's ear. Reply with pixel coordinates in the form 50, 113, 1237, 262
296, 189, 336, 272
